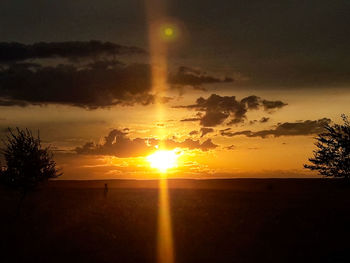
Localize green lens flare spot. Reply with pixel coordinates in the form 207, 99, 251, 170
164, 27, 174, 36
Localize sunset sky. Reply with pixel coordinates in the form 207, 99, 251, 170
0, 0, 349, 179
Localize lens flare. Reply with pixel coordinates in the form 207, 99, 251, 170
145, 1, 177, 262
164, 27, 174, 36
160, 24, 179, 41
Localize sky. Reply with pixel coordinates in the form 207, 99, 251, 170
0, 0, 349, 179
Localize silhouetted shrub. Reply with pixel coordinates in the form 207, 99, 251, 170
0, 128, 62, 193
304, 114, 350, 178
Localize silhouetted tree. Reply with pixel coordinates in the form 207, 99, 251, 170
0, 128, 62, 208
304, 114, 350, 178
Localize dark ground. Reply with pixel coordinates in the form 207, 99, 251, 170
1, 179, 349, 263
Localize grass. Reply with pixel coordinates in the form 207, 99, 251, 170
0, 179, 349, 263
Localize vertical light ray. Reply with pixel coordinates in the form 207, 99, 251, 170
146, 0, 168, 97
157, 177, 174, 263
145, 1, 174, 263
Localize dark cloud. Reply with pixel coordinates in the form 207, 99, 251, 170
189, 130, 199, 136
260, 117, 270, 123
200, 127, 214, 137
181, 112, 202, 122
0, 62, 159, 108
181, 118, 201, 122
76, 129, 218, 157
0, 41, 146, 63
168, 66, 233, 91
225, 145, 235, 150
202, 111, 229, 126
249, 120, 257, 125
249, 117, 270, 125
262, 100, 288, 111
163, 137, 218, 152
220, 118, 331, 138
221, 130, 252, 137
0, 41, 237, 108
0, 62, 223, 108
175, 94, 287, 127
241, 95, 261, 110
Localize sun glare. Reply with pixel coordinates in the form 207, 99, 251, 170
147, 150, 179, 173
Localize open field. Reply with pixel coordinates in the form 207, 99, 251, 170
1, 179, 349, 263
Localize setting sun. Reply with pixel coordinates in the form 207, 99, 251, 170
147, 150, 179, 173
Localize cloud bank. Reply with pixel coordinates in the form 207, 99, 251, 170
0, 41, 146, 62
220, 118, 331, 138
0, 62, 158, 108
76, 129, 218, 157
176, 94, 287, 127
0, 41, 233, 108
169, 66, 233, 91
